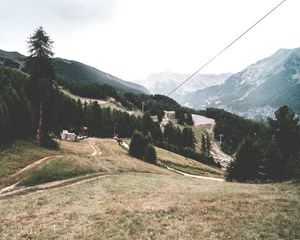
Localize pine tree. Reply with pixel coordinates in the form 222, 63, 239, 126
201, 134, 207, 155
226, 138, 263, 182
26, 27, 55, 146
269, 106, 300, 178
144, 144, 157, 164
181, 127, 196, 150
205, 132, 211, 156
129, 130, 146, 159
263, 135, 284, 181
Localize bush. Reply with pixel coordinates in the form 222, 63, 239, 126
182, 147, 196, 159
144, 144, 157, 164
129, 130, 146, 159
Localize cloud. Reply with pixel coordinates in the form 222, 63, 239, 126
0, 0, 116, 27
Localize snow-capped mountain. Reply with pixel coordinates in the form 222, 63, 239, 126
138, 71, 232, 104
184, 48, 300, 116
137, 71, 232, 96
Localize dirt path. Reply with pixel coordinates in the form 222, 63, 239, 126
0, 139, 103, 195
164, 165, 224, 182
11, 155, 62, 179
88, 141, 102, 156
0, 172, 112, 200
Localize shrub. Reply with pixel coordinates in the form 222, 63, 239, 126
129, 130, 146, 159
144, 144, 157, 164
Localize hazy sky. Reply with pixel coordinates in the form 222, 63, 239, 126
0, 0, 299, 81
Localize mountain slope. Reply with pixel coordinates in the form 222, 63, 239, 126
186, 48, 300, 115
54, 58, 149, 94
137, 71, 231, 101
0, 49, 149, 94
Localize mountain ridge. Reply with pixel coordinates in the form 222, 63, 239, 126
0, 49, 149, 94
183, 47, 300, 116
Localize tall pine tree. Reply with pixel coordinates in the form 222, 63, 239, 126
26, 27, 55, 147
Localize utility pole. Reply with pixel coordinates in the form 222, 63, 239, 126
219, 134, 224, 144
141, 102, 145, 112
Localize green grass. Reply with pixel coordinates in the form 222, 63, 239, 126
19, 158, 95, 186
0, 140, 58, 186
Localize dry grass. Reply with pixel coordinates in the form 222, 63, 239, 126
92, 139, 172, 175
156, 147, 223, 178
0, 138, 299, 239
0, 173, 299, 240
0, 138, 172, 188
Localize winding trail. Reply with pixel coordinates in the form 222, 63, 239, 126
0, 173, 113, 200
163, 165, 224, 182
11, 155, 62, 178
0, 139, 102, 197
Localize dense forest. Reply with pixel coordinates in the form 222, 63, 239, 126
57, 74, 186, 121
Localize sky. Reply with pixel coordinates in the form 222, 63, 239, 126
0, 0, 300, 82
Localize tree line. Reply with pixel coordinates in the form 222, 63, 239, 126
226, 106, 300, 182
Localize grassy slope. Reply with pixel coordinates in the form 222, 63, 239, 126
0, 173, 299, 240
0, 140, 59, 188
1, 138, 299, 239
0, 138, 172, 188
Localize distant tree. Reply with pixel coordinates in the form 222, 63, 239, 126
201, 134, 207, 155
183, 147, 196, 159
145, 132, 154, 145
181, 127, 196, 150
201, 132, 211, 156
142, 112, 154, 135
152, 122, 163, 142
144, 144, 157, 164
206, 132, 211, 156
129, 130, 146, 159
86, 101, 103, 136
26, 26, 55, 146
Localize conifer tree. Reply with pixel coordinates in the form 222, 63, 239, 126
129, 130, 146, 159
145, 144, 157, 164
26, 27, 55, 146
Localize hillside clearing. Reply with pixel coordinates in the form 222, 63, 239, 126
60, 87, 143, 117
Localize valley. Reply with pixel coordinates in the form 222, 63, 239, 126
1, 26, 300, 240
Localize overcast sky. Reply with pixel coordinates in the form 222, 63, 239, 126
0, 0, 299, 81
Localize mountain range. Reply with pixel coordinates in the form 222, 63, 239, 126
181, 48, 300, 116
1, 47, 300, 117
0, 49, 149, 94
136, 71, 231, 97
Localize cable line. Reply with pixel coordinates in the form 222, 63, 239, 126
166, 0, 287, 97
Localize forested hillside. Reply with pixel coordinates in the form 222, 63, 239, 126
0, 49, 149, 95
